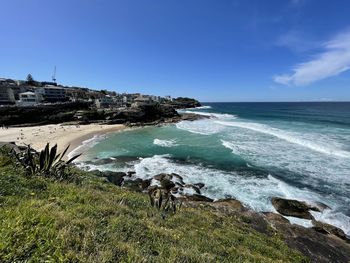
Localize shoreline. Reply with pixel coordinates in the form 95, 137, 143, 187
0, 123, 126, 158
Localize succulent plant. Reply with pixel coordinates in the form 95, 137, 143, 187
11, 143, 81, 180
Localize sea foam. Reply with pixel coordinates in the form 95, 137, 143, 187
153, 138, 178, 147
130, 154, 350, 235
217, 121, 350, 159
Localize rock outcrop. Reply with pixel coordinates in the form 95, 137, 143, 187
271, 197, 317, 219
167, 97, 201, 109
0, 101, 203, 127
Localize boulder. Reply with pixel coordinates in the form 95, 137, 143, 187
213, 198, 246, 212
153, 173, 167, 181
160, 179, 175, 190
309, 202, 331, 212
89, 170, 105, 177
153, 173, 175, 181
271, 197, 315, 220
185, 194, 213, 202
263, 212, 290, 225
171, 173, 185, 184
105, 172, 127, 186
184, 184, 201, 194
312, 220, 348, 241
122, 178, 151, 192
127, 171, 136, 177
194, 183, 205, 189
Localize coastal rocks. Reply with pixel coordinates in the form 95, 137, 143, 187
212, 198, 246, 212
153, 173, 205, 196
122, 178, 152, 192
105, 172, 127, 186
184, 194, 213, 202
0, 141, 25, 154
183, 184, 201, 194
312, 220, 348, 241
309, 201, 331, 212
127, 171, 136, 177
179, 113, 209, 121
153, 173, 172, 181
0, 102, 91, 126
194, 182, 205, 189
263, 212, 290, 225
89, 170, 127, 186
271, 197, 316, 220
269, 220, 350, 263
160, 179, 176, 190
167, 97, 201, 109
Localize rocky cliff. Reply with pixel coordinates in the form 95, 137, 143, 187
0, 102, 186, 126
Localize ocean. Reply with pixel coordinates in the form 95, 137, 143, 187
75, 102, 350, 235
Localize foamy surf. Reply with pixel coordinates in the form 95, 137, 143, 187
153, 138, 178, 147
217, 121, 350, 159
67, 134, 106, 161
194, 105, 212, 109
176, 119, 226, 135
182, 110, 237, 119
130, 155, 350, 235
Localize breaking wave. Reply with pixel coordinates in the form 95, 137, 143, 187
183, 110, 237, 119
217, 121, 350, 158
153, 138, 178, 147
195, 105, 212, 109
131, 155, 350, 235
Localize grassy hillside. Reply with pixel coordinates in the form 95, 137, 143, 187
0, 149, 307, 262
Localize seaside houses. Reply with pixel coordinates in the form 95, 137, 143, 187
95, 95, 114, 108
132, 95, 154, 107
16, 91, 43, 106
0, 87, 15, 105
35, 85, 67, 102
0, 77, 175, 109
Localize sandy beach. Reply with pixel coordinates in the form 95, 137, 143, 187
0, 123, 125, 157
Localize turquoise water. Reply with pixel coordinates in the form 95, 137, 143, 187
76, 102, 350, 235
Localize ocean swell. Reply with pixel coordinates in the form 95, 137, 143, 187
153, 138, 178, 147
217, 121, 350, 159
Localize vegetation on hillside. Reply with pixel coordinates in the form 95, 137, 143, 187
0, 147, 306, 262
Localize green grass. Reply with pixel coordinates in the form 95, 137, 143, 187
0, 151, 307, 262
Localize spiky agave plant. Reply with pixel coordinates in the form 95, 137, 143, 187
148, 187, 182, 217
12, 143, 81, 180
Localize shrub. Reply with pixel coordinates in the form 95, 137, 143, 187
148, 187, 182, 218
11, 143, 81, 181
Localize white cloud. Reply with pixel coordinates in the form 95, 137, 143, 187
274, 29, 350, 86
276, 30, 317, 52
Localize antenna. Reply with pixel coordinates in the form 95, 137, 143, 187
52, 66, 57, 83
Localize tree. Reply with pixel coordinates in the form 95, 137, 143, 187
26, 74, 35, 85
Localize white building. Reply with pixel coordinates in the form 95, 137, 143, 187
17, 91, 42, 106
131, 95, 154, 107
0, 87, 15, 105
0, 79, 16, 105
95, 95, 114, 108
164, 95, 172, 101
36, 86, 66, 102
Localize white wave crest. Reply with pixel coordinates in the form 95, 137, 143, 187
183, 110, 237, 120
195, 105, 212, 109
67, 134, 105, 161
153, 138, 178, 147
217, 121, 350, 159
176, 120, 226, 135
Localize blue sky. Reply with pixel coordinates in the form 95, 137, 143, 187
0, 0, 350, 102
